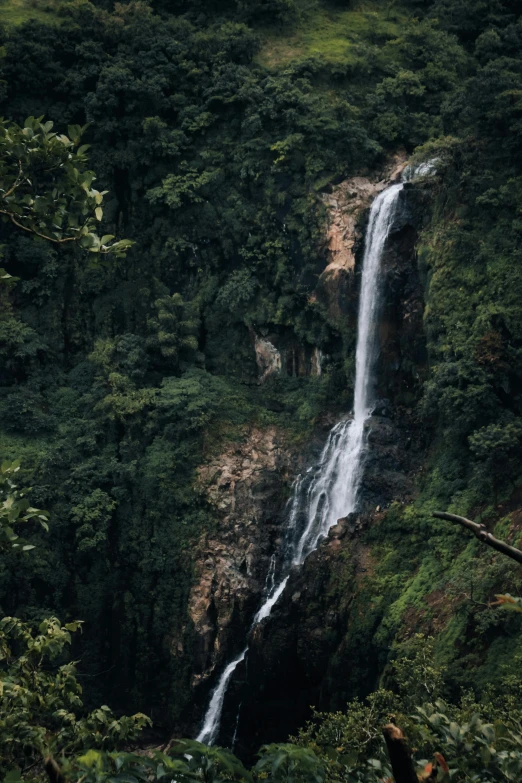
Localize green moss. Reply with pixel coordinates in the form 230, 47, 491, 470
433, 613, 468, 666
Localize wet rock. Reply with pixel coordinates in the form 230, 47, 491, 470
188, 427, 294, 697
189, 161, 431, 753
316, 153, 409, 327
372, 398, 392, 417
328, 522, 347, 539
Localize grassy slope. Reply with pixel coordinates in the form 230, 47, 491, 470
0, 0, 61, 26
0, 0, 407, 42
257, 0, 408, 69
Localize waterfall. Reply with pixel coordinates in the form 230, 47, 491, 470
196, 648, 247, 745
196, 181, 404, 747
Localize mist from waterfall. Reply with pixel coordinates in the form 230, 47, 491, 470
196, 180, 404, 747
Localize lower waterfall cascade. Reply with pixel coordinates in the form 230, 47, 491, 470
196, 177, 407, 746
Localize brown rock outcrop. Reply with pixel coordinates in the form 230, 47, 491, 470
323, 177, 387, 277
318, 153, 408, 325
188, 426, 292, 688
253, 335, 282, 383
252, 331, 323, 383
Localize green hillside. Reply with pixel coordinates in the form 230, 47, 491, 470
2, 0, 522, 779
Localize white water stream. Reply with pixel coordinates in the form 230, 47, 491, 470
196, 180, 404, 747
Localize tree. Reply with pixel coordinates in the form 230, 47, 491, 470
147, 294, 201, 370
0, 117, 132, 256
255, 744, 326, 783
0, 617, 150, 779
236, 0, 297, 24
294, 637, 522, 782
0, 461, 149, 781
469, 419, 522, 494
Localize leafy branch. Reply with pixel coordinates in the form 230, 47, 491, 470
0, 117, 133, 257
0, 459, 49, 552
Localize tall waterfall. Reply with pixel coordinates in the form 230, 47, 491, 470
196, 181, 404, 747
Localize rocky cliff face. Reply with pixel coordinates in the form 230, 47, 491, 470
187, 427, 295, 718
317, 154, 407, 328
186, 163, 433, 747
224, 173, 433, 758
252, 331, 323, 383
230, 406, 426, 758
374, 181, 431, 404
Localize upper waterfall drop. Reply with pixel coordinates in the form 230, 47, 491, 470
353, 183, 403, 421
196, 179, 404, 748
289, 181, 403, 566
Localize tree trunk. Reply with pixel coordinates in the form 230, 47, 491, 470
382, 724, 418, 783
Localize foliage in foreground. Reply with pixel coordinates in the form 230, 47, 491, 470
0, 467, 149, 780
4, 456, 522, 782
0, 117, 132, 256
4, 525, 522, 783
295, 634, 522, 782
1, 459, 49, 552
0, 616, 149, 773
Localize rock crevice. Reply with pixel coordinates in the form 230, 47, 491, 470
188, 427, 293, 694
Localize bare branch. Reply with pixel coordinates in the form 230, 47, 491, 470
433, 511, 522, 565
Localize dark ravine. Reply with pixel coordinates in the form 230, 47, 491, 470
186, 167, 433, 751
228, 180, 431, 758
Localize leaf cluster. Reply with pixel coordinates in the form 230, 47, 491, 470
0, 117, 132, 256
0, 460, 48, 552
0, 615, 150, 778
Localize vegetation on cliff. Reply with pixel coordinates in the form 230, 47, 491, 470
2, 0, 522, 777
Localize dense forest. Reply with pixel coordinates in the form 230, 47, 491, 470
3, 0, 522, 780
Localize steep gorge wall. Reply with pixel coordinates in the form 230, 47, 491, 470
185, 162, 433, 744
228, 171, 432, 757
317, 157, 430, 406
185, 427, 295, 724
